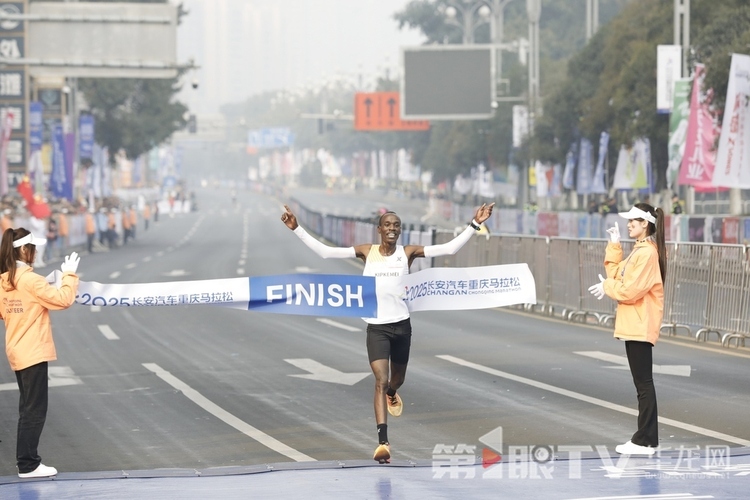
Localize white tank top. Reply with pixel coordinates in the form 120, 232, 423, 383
362, 245, 410, 324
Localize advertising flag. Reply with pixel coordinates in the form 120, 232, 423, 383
576, 137, 593, 194
612, 138, 650, 190
657, 45, 683, 113
562, 142, 577, 190
679, 64, 721, 191
79, 114, 95, 161
0, 111, 12, 196
51, 123, 67, 198
591, 131, 609, 194
667, 79, 691, 190
712, 54, 750, 188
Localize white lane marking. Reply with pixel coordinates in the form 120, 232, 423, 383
575, 351, 692, 377
142, 363, 315, 462
238, 260, 245, 266
163, 270, 188, 277
316, 318, 362, 332
156, 251, 164, 257
109, 271, 120, 279
143, 256, 152, 262
284, 359, 369, 386
91, 305, 101, 312
236, 268, 245, 275
437, 355, 750, 447
98, 325, 120, 340
0, 366, 82, 391
49, 366, 84, 387
570, 494, 714, 500
126, 263, 136, 269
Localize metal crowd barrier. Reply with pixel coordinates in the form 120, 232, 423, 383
289, 198, 750, 349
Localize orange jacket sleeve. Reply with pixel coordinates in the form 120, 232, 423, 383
602, 246, 660, 304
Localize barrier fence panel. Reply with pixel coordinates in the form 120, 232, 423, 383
698, 245, 749, 343
667, 243, 712, 337
290, 198, 750, 349
547, 239, 581, 317
532, 237, 551, 311
576, 239, 617, 323
660, 243, 687, 336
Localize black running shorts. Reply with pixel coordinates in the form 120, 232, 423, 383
366, 318, 412, 364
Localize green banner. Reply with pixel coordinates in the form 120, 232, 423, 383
667, 78, 691, 191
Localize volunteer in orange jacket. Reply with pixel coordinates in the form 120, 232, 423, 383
589, 203, 666, 456
0, 228, 80, 478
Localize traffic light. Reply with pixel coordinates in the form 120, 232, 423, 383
187, 114, 197, 134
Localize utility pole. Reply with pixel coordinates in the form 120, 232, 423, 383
523, 0, 541, 210
586, 0, 599, 41
674, 0, 696, 214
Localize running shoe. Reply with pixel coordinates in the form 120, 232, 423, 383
18, 463, 57, 478
615, 440, 655, 456
373, 443, 391, 463
387, 393, 403, 417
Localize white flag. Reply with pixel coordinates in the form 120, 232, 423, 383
712, 53, 750, 188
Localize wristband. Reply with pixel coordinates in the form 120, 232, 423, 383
469, 219, 481, 231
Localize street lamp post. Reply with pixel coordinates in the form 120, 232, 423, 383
523, 0, 541, 210
443, 0, 492, 45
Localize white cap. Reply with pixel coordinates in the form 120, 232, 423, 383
619, 206, 656, 224
13, 232, 47, 248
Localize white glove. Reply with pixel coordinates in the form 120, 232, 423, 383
61, 252, 80, 274
588, 274, 605, 300
606, 222, 621, 243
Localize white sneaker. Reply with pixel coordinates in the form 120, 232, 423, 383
615, 440, 655, 456
18, 463, 58, 478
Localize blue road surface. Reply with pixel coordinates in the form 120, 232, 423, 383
1, 448, 748, 499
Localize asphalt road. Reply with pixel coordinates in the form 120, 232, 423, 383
0, 186, 748, 478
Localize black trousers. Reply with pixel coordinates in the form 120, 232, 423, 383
15, 362, 48, 473
625, 341, 658, 447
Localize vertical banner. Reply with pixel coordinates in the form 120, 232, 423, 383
51, 123, 67, 198
79, 114, 94, 161
63, 132, 74, 200
562, 141, 577, 190
667, 79, 691, 191
612, 139, 649, 190
0, 111, 12, 195
678, 64, 719, 191
535, 161, 548, 197
576, 137, 593, 195
29, 101, 43, 154
29, 101, 43, 192
591, 131, 609, 194
512, 105, 529, 148
712, 53, 750, 189
657, 45, 683, 114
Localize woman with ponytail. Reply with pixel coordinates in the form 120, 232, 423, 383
0, 228, 80, 478
588, 203, 666, 456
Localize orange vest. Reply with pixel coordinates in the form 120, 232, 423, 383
85, 213, 96, 235
58, 214, 69, 237
143, 205, 151, 219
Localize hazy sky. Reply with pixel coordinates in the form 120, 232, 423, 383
174, 0, 425, 115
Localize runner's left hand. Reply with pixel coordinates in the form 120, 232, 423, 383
474, 203, 495, 224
